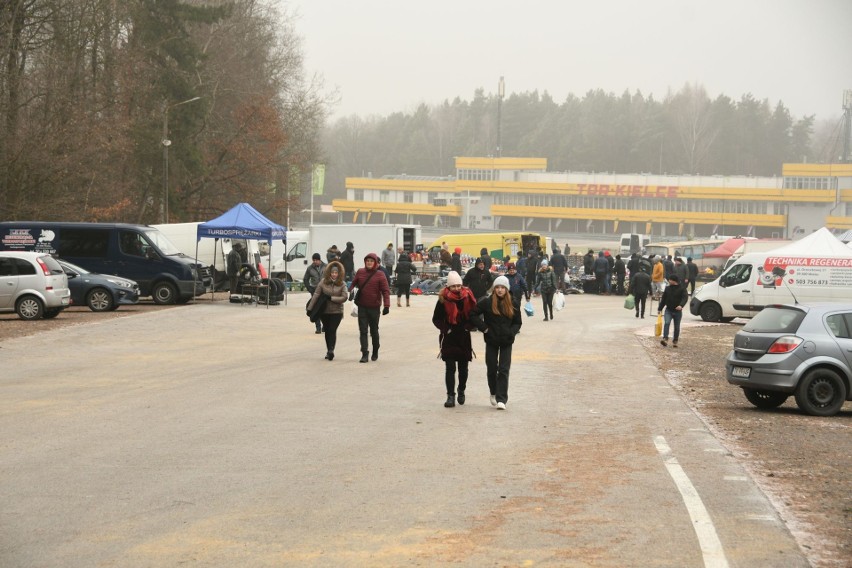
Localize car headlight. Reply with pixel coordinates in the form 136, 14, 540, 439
107, 278, 133, 288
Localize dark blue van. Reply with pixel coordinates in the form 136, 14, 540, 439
0, 223, 209, 304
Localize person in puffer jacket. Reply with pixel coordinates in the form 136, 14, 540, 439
348, 252, 391, 363
471, 276, 522, 410
432, 271, 477, 409
306, 261, 348, 361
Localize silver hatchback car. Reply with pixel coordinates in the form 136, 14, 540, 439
0, 251, 71, 320
726, 303, 852, 416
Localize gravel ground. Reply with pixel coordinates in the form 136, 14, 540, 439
2, 300, 849, 567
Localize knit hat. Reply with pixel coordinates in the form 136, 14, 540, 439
446, 271, 463, 287
454, 247, 462, 254
493, 275, 510, 290
506, 262, 516, 270
540, 259, 548, 267
312, 253, 321, 261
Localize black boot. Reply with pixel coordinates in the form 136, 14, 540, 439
359, 351, 369, 363
325, 351, 334, 360
371, 347, 379, 361
457, 391, 465, 405
444, 395, 455, 408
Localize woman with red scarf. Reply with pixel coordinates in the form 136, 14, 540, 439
432, 271, 478, 408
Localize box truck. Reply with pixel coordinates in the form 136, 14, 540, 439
425, 232, 544, 264
272, 224, 421, 283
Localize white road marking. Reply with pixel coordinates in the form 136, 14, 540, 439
654, 435, 730, 568
723, 476, 748, 482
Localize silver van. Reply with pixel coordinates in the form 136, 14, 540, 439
0, 251, 71, 320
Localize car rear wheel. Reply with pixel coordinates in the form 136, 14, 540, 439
16, 296, 44, 320
86, 287, 114, 312
698, 301, 722, 322
794, 368, 847, 416
743, 387, 788, 409
152, 282, 177, 305
43, 309, 62, 319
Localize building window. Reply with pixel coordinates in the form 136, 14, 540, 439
379, 190, 389, 202
404, 193, 413, 203
353, 189, 364, 201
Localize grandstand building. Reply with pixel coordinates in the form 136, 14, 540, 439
333, 157, 852, 238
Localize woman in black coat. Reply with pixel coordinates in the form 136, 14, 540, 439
432, 271, 477, 408
471, 275, 522, 410
394, 252, 416, 307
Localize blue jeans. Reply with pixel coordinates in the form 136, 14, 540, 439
663, 309, 683, 342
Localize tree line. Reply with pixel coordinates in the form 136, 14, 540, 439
320, 84, 838, 206
1, 0, 326, 224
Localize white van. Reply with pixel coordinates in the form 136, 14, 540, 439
619, 233, 649, 255
690, 251, 852, 322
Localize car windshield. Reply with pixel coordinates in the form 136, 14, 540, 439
143, 229, 182, 256
743, 306, 806, 333
59, 260, 91, 274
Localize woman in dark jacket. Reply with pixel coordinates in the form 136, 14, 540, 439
394, 252, 416, 307
432, 271, 477, 408
535, 259, 558, 321
306, 261, 349, 360
463, 257, 493, 299
472, 276, 522, 410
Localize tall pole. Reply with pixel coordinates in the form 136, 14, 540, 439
496, 76, 505, 157
161, 96, 202, 223
842, 90, 852, 163
310, 167, 315, 226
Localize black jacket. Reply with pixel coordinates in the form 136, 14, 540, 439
472, 295, 523, 347
549, 252, 567, 272
340, 244, 355, 279
660, 283, 689, 312
628, 271, 652, 297
394, 254, 416, 286
463, 266, 493, 299
451, 252, 462, 274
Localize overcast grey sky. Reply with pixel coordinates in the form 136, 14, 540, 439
288, 0, 852, 122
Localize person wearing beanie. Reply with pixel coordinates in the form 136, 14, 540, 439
433, 270, 477, 408
479, 247, 492, 271
326, 244, 340, 263
306, 261, 348, 360
659, 274, 688, 348
348, 252, 391, 362
505, 262, 529, 301
536, 258, 558, 321
463, 256, 493, 300
304, 253, 327, 333
471, 274, 522, 410
451, 247, 463, 275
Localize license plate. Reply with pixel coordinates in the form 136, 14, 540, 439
732, 366, 751, 378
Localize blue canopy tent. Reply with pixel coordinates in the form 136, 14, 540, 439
196, 203, 287, 305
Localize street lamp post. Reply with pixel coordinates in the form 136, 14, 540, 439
162, 96, 202, 223
496, 76, 505, 157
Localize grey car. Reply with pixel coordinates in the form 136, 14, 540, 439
0, 251, 71, 320
726, 303, 852, 416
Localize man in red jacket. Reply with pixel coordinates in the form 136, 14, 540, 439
349, 252, 391, 362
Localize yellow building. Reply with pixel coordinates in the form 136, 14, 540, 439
333, 157, 852, 238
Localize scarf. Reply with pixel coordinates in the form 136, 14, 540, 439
442, 286, 477, 325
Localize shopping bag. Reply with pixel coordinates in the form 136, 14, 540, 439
655, 312, 663, 337
523, 301, 534, 317
554, 291, 565, 311
350, 304, 359, 318
624, 294, 635, 310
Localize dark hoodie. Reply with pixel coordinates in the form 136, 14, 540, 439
349, 253, 390, 309
479, 247, 492, 271
395, 253, 416, 286
340, 242, 355, 278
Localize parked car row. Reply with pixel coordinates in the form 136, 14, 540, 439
0, 251, 141, 320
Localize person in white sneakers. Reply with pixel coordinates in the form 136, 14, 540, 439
471, 275, 522, 409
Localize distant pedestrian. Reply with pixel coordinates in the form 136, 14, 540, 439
627, 269, 652, 319
463, 257, 493, 300
432, 271, 477, 408
340, 242, 355, 284
505, 262, 529, 301
549, 248, 567, 291
472, 276, 522, 410
651, 255, 665, 299
451, 247, 463, 275
479, 247, 492, 271
536, 259, 558, 321
593, 252, 609, 295
381, 242, 396, 274
304, 253, 326, 333
686, 257, 699, 296
394, 252, 416, 307
614, 254, 626, 295
659, 275, 688, 348
326, 244, 340, 263
227, 243, 243, 294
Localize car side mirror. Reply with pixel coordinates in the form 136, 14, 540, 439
66, 272, 78, 279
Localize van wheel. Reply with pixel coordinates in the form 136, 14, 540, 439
16, 296, 44, 320
795, 369, 847, 416
699, 301, 722, 322
86, 287, 114, 312
743, 387, 788, 409
152, 282, 177, 305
